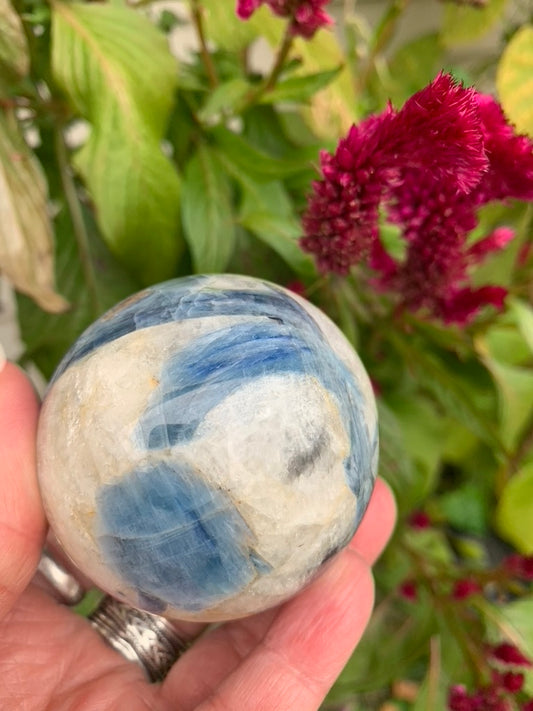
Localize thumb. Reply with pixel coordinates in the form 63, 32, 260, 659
0, 357, 46, 621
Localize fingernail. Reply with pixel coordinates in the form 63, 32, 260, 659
0, 342, 6, 374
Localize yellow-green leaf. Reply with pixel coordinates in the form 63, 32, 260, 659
496, 463, 533, 553
497, 25, 533, 137
52, 2, 182, 284
0, 0, 29, 81
0, 113, 67, 313
441, 0, 508, 46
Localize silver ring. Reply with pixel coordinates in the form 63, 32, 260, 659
37, 551, 189, 682
89, 596, 189, 682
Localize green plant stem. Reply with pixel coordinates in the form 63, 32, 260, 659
54, 127, 99, 315
354, 0, 411, 96
189, 0, 218, 88
237, 24, 294, 111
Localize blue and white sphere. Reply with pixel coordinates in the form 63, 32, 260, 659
37, 275, 378, 622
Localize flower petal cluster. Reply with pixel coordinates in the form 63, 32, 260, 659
236, 0, 333, 38
301, 73, 533, 324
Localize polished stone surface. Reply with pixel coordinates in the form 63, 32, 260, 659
37, 275, 378, 621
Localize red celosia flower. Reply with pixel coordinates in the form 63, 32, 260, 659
501, 671, 525, 693
398, 579, 418, 602
504, 554, 533, 581
490, 643, 533, 667
236, 0, 333, 38
408, 510, 431, 529
301, 73, 533, 324
448, 685, 510, 711
452, 578, 482, 600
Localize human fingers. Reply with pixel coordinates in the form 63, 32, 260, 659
0, 361, 46, 621
162, 478, 395, 710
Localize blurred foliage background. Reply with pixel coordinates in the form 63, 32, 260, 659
1, 0, 533, 708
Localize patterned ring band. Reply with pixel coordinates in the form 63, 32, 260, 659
37, 550, 189, 682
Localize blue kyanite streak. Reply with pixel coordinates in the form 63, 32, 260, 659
96, 461, 269, 612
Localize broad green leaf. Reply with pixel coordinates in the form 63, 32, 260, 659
17, 168, 139, 378
483, 356, 533, 451
0, 113, 67, 313
441, 0, 508, 47
181, 145, 235, 272
52, 1, 182, 284
497, 25, 533, 137
240, 211, 315, 278
0, 0, 29, 81
212, 125, 310, 180
259, 67, 341, 105
496, 463, 533, 553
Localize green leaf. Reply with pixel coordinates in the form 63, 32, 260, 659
496, 463, 533, 553
483, 356, 533, 452
391, 336, 506, 458
436, 482, 490, 536
17, 189, 139, 379
509, 298, 533, 354
497, 25, 533, 137
0, 0, 29, 81
240, 211, 315, 279
212, 126, 310, 181
441, 0, 508, 47
201, 0, 258, 51
368, 34, 442, 110
0, 113, 67, 313
259, 67, 341, 105
412, 638, 448, 711
377, 400, 437, 513
198, 78, 251, 122
51, 1, 182, 284
181, 144, 235, 272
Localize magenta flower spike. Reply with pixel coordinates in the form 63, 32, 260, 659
301, 73, 533, 325
236, 0, 333, 38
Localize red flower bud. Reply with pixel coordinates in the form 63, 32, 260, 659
452, 579, 482, 601
490, 643, 532, 667
399, 580, 418, 602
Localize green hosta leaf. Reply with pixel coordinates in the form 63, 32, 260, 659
441, 0, 508, 46
0, 113, 67, 313
497, 25, 533, 137
181, 144, 235, 272
259, 67, 341, 105
496, 463, 533, 553
0, 0, 29, 81
51, 1, 182, 284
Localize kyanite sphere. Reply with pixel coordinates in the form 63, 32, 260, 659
37, 275, 378, 622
